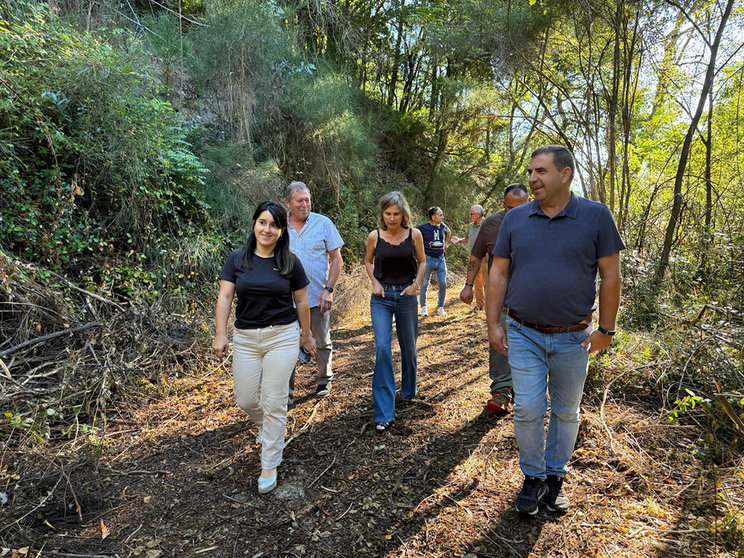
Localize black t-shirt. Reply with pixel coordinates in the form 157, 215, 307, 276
219, 248, 310, 329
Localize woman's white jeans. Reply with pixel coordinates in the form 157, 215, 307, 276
232, 322, 300, 469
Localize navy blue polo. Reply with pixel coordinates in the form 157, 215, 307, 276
492, 193, 625, 326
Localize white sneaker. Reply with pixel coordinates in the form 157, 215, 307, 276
420, 306, 428, 317
437, 307, 446, 315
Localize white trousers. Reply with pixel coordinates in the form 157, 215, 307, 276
232, 322, 300, 469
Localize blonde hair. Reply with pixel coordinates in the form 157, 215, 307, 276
377, 191, 412, 230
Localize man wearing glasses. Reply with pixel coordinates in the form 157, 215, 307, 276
452, 205, 486, 310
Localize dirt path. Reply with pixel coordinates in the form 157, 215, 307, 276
3, 295, 728, 557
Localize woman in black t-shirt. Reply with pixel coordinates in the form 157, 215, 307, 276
364, 191, 426, 433
213, 201, 316, 494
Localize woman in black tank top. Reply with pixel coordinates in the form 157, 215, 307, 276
364, 192, 426, 433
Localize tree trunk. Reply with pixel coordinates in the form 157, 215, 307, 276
654, 0, 735, 287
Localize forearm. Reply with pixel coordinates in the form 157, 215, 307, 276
296, 299, 312, 336
415, 260, 426, 285
326, 251, 343, 288
464, 255, 484, 285
598, 274, 621, 330
215, 295, 232, 337
486, 269, 507, 328
364, 261, 377, 284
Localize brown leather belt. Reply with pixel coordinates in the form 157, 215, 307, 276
507, 309, 592, 334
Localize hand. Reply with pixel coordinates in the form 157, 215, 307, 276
451, 236, 461, 244
212, 334, 230, 359
371, 280, 385, 297
488, 324, 508, 356
581, 329, 613, 354
318, 288, 333, 314
301, 333, 317, 357
402, 282, 419, 296
459, 285, 473, 304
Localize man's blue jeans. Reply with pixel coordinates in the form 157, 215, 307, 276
370, 285, 418, 424
420, 255, 447, 309
506, 315, 591, 479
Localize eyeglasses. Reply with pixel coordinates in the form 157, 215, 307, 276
469, 212, 478, 215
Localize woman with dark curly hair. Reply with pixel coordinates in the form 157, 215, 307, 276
213, 201, 316, 494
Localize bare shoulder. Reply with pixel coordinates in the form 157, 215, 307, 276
411, 227, 423, 239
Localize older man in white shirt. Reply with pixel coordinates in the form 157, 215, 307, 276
285, 182, 344, 400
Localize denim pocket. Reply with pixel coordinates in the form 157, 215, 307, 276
569, 327, 592, 343
506, 315, 522, 333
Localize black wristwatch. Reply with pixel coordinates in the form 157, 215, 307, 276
323, 285, 334, 293
597, 326, 616, 336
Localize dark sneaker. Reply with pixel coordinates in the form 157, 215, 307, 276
486, 393, 512, 414
516, 476, 547, 516
316, 384, 331, 397
542, 475, 570, 512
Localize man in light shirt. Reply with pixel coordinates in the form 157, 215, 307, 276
285, 182, 344, 399
452, 204, 486, 309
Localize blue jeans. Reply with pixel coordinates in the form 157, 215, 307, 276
506, 315, 591, 479
370, 285, 419, 424
420, 255, 447, 309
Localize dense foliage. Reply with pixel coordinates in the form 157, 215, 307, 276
0, 3, 215, 294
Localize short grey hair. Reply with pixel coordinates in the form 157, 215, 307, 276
470, 205, 484, 216
378, 191, 413, 230
284, 181, 310, 201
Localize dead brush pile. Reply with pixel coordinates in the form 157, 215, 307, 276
0, 250, 213, 537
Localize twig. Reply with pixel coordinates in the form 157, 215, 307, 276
32, 551, 115, 557
58, 460, 84, 522
0, 322, 102, 358
146, 0, 207, 26
714, 380, 744, 433
335, 502, 353, 520
600, 364, 655, 456
284, 400, 321, 448
308, 454, 337, 488
0, 475, 63, 533
0, 357, 24, 387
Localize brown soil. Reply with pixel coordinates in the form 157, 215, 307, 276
1, 295, 735, 557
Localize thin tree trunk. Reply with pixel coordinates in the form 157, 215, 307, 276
654, 0, 735, 287
698, 80, 714, 279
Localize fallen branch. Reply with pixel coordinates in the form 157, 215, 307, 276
0, 322, 102, 359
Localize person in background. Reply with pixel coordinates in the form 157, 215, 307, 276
488, 145, 624, 516
365, 191, 426, 433
451, 204, 486, 310
460, 185, 529, 413
284, 182, 344, 400
213, 201, 316, 494
417, 207, 450, 316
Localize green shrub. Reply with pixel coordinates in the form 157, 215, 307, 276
0, 3, 210, 275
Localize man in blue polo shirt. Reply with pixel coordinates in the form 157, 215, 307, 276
487, 145, 624, 516
285, 182, 344, 400
417, 207, 451, 316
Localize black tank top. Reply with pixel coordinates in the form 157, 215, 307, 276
373, 228, 417, 285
